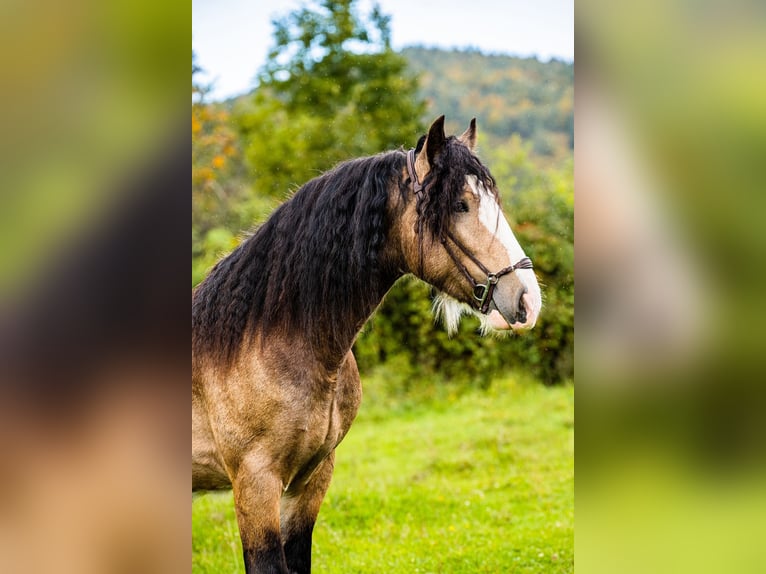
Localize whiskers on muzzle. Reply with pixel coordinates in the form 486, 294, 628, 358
432, 292, 517, 337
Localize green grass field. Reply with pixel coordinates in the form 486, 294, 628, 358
192, 373, 573, 573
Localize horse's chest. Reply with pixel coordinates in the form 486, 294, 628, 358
285, 361, 362, 486
298, 379, 359, 458
195, 352, 362, 490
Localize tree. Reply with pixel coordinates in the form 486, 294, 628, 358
192, 52, 246, 285
192, 52, 239, 227
236, 0, 425, 197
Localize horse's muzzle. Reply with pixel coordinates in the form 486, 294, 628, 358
491, 272, 541, 331
511, 292, 541, 330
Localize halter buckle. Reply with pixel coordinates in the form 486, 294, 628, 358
473, 284, 489, 305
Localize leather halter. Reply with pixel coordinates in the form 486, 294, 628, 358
406, 149, 533, 315
406, 148, 424, 194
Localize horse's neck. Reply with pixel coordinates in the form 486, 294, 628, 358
311, 270, 400, 371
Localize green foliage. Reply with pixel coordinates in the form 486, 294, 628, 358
355, 277, 509, 390
402, 47, 573, 163
193, 374, 574, 573
260, 0, 394, 114
235, 0, 425, 198
192, 55, 270, 287
487, 140, 574, 384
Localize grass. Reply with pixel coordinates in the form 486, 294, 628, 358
192, 372, 573, 573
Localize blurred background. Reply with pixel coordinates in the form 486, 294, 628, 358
576, 1, 766, 573
5, 0, 764, 571
0, 0, 188, 572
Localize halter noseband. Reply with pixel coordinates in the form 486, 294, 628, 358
406, 149, 533, 315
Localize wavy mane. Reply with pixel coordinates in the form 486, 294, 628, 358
192, 136, 499, 367
192, 151, 408, 365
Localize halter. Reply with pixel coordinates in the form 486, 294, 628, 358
406, 149, 533, 315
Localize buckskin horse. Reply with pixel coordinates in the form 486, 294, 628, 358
192, 116, 542, 573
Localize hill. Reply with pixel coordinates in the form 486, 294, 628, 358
223, 47, 573, 162
402, 46, 573, 162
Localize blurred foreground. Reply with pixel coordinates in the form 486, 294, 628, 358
0, 0, 188, 572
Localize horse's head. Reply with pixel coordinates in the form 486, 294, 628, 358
398, 116, 542, 334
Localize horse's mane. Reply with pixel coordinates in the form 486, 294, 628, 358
192, 137, 499, 366
192, 151, 408, 365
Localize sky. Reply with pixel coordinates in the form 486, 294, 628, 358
192, 0, 574, 101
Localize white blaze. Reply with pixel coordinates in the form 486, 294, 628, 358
467, 176, 542, 327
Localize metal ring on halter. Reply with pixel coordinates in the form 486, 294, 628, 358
473, 284, 490, 307
441, 229, 533, 315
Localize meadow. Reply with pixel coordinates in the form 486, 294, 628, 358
192, 372, 573, 573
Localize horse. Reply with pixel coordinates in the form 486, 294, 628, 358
192, 116, 542, 573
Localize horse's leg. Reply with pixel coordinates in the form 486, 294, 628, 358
280, 451, 336, 574
232, 456, 289, 574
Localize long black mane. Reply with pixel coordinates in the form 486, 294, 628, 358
193, 151, 408, 365
192, 136, 499, 366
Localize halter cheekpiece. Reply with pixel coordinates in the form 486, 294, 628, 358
406, 149, 533, 315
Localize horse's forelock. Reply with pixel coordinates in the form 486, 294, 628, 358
415, 137, 498, 240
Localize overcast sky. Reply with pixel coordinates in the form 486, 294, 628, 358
193, 0, 574, 100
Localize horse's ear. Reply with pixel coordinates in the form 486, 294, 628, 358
415, 115, 446, 181
459, 118, 477, 151
425, 115, 446, 164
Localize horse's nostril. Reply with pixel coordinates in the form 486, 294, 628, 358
517, 294, 527, 324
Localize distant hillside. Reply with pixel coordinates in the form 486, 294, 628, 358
225, 46, 573, 161
402, 47, 573, 159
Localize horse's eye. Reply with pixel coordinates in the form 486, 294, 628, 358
455, 200, 469, 213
